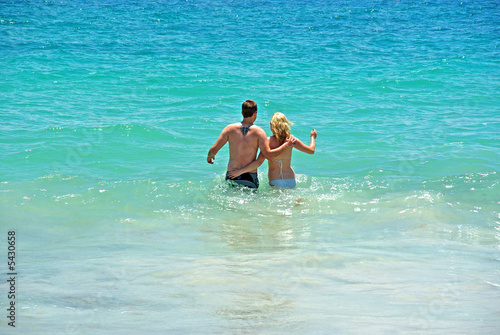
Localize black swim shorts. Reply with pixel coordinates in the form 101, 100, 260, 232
225, 172, 259, 189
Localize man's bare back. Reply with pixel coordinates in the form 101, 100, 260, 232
223, 122, 265, 172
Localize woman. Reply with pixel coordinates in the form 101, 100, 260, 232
228, 112, 317, 188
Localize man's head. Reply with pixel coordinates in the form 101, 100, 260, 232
242, 100, 257, 118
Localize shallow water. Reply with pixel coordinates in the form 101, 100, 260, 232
1, 0, 499, 333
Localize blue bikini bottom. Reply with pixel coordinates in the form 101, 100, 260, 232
269, 178, 296, 188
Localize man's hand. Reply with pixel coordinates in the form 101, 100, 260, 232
207, 149, 216, 164
285, 135, 297, 146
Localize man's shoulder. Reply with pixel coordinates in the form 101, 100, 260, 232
250, 124, 265, 134
225, 123, 265, 133
224, 123, 242, 132
224, 123, 266, 139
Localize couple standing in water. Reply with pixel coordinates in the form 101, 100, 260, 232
207, 100, 317, 189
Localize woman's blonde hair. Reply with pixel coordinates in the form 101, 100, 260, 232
270, 112, 294, 145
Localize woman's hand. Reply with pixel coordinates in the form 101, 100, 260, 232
310, 129, 317, 139
227, 168, 244, 179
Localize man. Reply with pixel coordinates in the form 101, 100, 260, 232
207, 100, 293, 188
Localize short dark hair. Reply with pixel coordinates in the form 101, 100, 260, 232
242, 100, 257, 118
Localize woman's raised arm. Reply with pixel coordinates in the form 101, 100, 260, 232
293, 129, 316, 154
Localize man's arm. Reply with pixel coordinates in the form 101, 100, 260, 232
257, 130, 293, 159
207, 127, 229, 164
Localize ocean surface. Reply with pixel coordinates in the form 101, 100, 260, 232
1, 0, 499, 333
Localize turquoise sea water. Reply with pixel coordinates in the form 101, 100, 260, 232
1, 0, 499, 333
